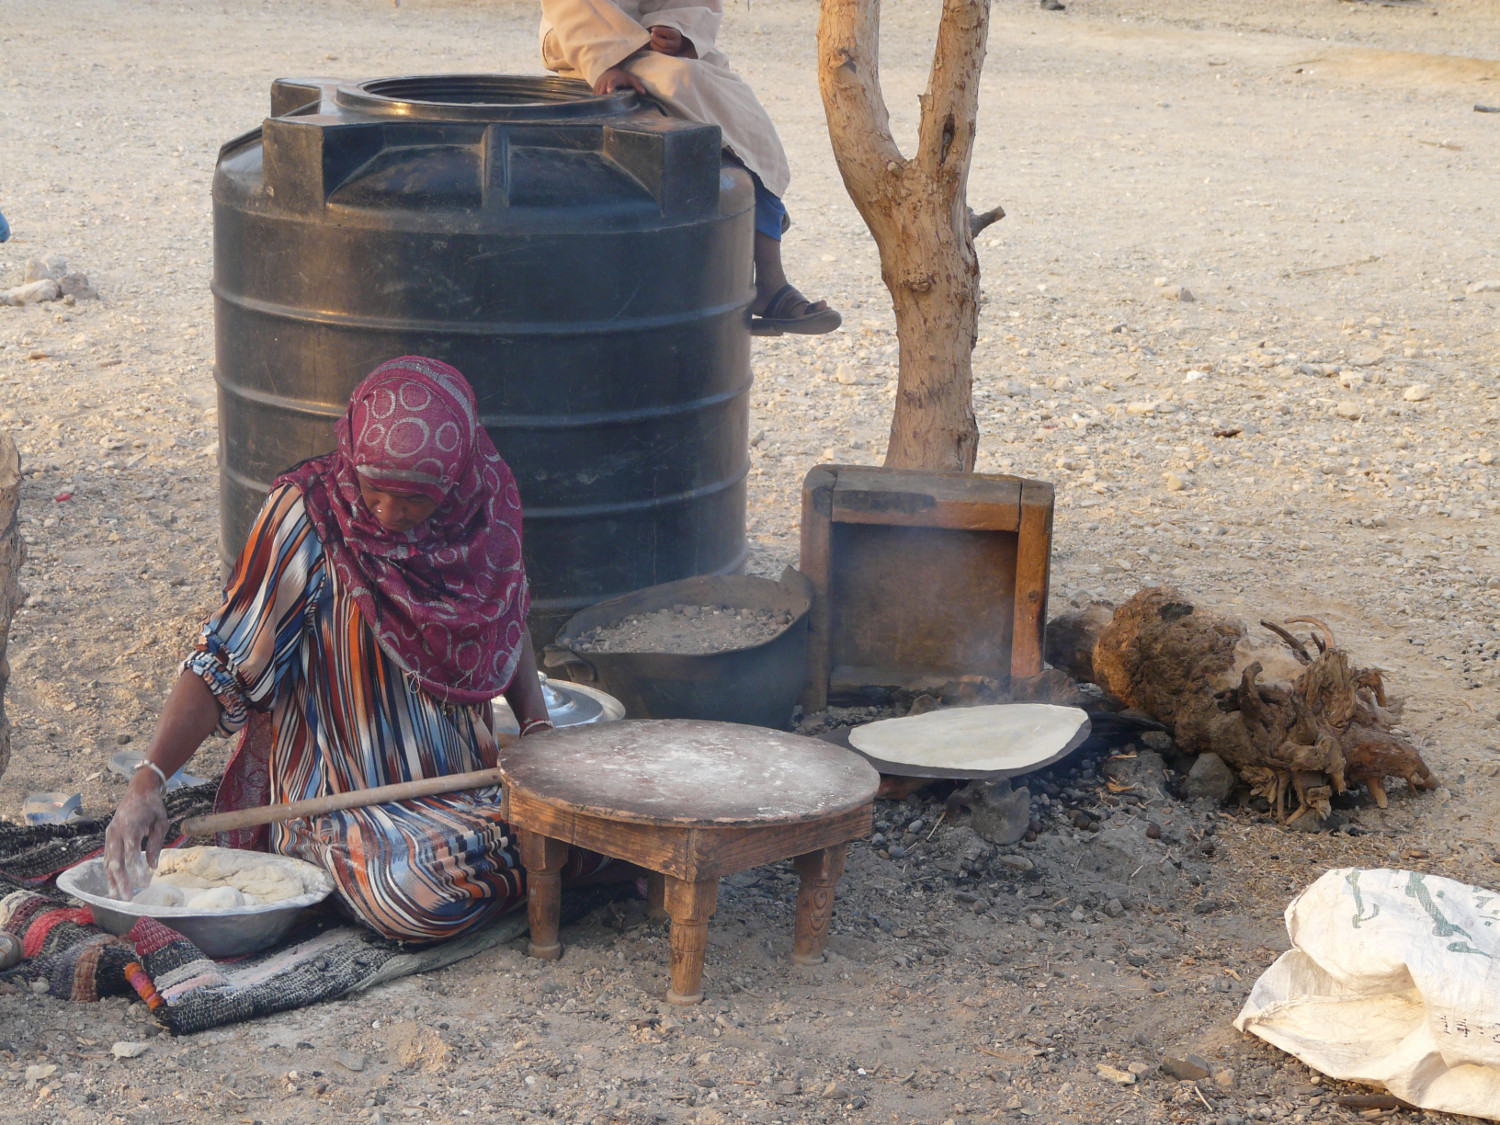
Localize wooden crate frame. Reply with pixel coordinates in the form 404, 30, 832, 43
799, 465, 1053, 710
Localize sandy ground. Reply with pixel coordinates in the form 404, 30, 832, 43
1, 0, 1499, 1121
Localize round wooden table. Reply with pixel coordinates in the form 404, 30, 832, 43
499, 719, 880, 1005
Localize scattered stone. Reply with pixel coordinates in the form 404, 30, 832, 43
1160, 1053, 1213, 1081
336, 1050, 367, 1073
1040, 0, 1065, 9
1333, 401, 1361, 421
1103, 898, 1125, 918
1183, 753, 1236, 803
1139, 731, 1174, 753
1077, 824, 1181, 898
112, 1041, 151, 1059
1164, 472, 1187, 491
1403, 383, 1432, 402
1096, 1063, 1136, 1085
1464, 279, 1500, 294
995, 853, 1034, 872
1101, 751, 1170, 803
1159, 285, 1194, 302
938, 825, 995, 872
1347, 347, 1383, 367
1287, 807, 1345, 833
56, 273, 99, 301
23, 256, 66, 283
959, 780, 1032, 846
2, 279, 62, 306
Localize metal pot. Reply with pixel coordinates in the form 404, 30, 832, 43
544, 569, 812, 730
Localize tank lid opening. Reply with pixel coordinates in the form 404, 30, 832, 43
335, 75, 640, 121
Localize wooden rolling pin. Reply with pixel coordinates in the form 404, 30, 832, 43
179, 766, 508, 837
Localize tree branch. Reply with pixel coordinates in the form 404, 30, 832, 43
915, 0, 990, 191
969, 203, 1005, 236
818, 0, 906, 202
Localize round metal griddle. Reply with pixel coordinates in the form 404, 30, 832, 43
818, 710, 1092, 781
501, 719, 879, 827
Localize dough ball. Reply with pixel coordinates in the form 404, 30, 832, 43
237, 869, 303, 903
131, 884, 186, 908
186, 886, 247, 911
161, 847, 304, 903
155, 872, 212, 891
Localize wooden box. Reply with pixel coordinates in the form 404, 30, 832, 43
799, 465, 1054, 710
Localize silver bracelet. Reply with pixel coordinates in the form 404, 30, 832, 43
135, 760, 169, 789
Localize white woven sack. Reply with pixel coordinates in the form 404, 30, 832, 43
1236, 867, 1500, 1120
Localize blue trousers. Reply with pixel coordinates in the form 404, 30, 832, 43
749, 172, 786, 241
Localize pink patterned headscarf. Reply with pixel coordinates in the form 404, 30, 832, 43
275, 356, 529, 704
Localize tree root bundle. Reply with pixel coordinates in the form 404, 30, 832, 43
1084, 587, 1434, 823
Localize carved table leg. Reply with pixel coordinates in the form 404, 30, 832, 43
518, 829, 569, 960
646, 871, 668, 921
663, 876, 718, 1005
792, 845, 848, 965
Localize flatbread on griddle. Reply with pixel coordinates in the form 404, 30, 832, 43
848, 704, 1089, 773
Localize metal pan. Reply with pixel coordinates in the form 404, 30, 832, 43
817, 711, 1092, 781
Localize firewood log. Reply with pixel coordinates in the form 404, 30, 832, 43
1092, 587, 1433, 821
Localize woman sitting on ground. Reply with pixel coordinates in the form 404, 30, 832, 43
103, 356, 607, 943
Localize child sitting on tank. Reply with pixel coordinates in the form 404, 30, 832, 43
537, 0, 840, 336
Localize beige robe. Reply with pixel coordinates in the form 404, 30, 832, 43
539, 0, 791, 197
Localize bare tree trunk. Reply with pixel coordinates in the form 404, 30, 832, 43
0, 433, 25, 782
818, 0, 990, 471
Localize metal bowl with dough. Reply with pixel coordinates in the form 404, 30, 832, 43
57, 847, 335, 958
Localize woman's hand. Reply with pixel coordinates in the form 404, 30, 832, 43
593, 67, 645, 96
104, 773, 168, 900
648, 26, 697, 58
102, 671, 222, 899
503, 631, 554, 738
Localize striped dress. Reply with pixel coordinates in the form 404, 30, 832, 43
185, 484, 595, 944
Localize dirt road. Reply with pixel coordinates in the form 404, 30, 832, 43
0, 1, 1497, 1122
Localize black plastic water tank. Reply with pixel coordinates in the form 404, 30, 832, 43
213, 75, 753, 639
